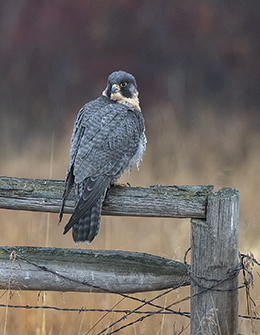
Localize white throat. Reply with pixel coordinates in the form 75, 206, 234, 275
102, 89, 141, 111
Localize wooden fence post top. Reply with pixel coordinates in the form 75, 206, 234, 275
210, 186, 239, 198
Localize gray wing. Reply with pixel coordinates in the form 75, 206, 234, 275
73, 102, 145, 183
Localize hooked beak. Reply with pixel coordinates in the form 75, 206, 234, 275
111, 84, 120, 94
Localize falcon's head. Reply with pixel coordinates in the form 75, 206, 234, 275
102, 71, 140, 111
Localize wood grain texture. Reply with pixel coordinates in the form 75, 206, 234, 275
0, 176, 213, 218
190, 187, 239, 335
0, 246, 190, 293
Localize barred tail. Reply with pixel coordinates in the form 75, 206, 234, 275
72, 197, 102, 243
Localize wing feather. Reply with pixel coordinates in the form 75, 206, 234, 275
73, 103, 144, 183
63, 175, 110, 235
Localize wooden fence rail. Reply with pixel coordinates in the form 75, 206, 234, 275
0, 176, 213, 218
0, 176, 239, 335
0, 246, 190, 293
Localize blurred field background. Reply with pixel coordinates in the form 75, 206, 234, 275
1, 1, 260, 334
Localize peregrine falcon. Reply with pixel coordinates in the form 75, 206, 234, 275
59, 71, 146, 243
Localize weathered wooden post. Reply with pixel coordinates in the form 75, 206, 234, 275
190, 188, 239, 334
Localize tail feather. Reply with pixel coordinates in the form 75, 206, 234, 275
72, 198, 102, 243
64, 175, 110, 233
63, 175, 110, 243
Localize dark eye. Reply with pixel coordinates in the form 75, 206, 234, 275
120, 82, 127, 88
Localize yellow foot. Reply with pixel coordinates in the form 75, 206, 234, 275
115, 182, 131, 187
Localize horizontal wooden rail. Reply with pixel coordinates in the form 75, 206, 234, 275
0, 176, 213, 218
0, 246, 190, 293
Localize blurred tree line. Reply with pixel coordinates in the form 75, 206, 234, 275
0, 0, 260, 147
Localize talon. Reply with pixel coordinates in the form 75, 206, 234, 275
116, 182, 131, 187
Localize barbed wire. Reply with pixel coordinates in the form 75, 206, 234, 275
96, 284, 190, 335
0, 247, 259, 334
97, 250, 259, 335
0, 302, 186, 315
0, 303, 260, 320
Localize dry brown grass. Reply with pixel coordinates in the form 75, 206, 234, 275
1, 105, 260, 334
